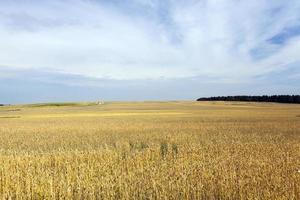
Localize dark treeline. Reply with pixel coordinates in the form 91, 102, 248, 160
197, 95, 300, 104
0, 104, 4, 106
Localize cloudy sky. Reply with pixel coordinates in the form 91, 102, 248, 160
0, 0, 300, 103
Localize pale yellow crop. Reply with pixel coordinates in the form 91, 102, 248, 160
0, 101, 299, 199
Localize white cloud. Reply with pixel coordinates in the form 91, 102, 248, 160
0, 0, 300, 80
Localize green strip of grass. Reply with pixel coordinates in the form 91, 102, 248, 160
0, 116, 20, 119
26, 102, 98, 108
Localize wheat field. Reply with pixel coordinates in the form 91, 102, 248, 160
0, 101, 299, 199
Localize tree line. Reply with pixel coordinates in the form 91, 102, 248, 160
197, 95, 300, 104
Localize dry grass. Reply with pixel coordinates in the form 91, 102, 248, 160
0, 101, 299, 199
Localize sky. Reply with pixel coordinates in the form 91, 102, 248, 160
0, 0, 300, 103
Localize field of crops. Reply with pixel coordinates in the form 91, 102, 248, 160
0, 101, 299, 199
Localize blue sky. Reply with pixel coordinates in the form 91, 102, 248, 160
0, 0, 300, 103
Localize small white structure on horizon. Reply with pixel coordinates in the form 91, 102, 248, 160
97, 101, 104, 105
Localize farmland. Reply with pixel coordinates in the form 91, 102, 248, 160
0, 101, 299, 199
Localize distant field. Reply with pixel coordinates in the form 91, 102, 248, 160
0, 101, 299, 199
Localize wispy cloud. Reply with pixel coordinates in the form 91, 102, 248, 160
0, 0, 299, 102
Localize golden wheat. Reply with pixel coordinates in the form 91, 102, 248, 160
0, 101, 299, 199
